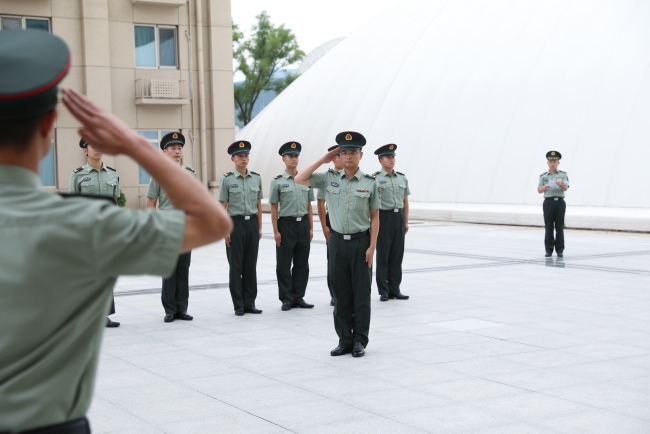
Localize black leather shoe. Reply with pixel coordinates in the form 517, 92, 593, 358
389, 292, 409, 300
106, 317, 120, 327
545, 252, 552, 257
557, 252, 563, 257
330, 298, 335, 306
294, 299, 314, 308
281, 302, 292, 311
235, 308, 244, 316
244, 307, 263, 314
330, 345, 352, 356
175, 312, 193, 320
380, 294, 389, 301
164, 314, 174, 322
352, 341, 365, 358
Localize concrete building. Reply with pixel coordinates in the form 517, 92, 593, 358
0, 0, 235, 208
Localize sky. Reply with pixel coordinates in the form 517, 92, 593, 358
230, 0, 397, 80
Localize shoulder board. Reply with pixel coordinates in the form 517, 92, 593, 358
73, 166, 84, 173
184, 166, 195, 172
558, 170, 566, 173
540, 171, 548, 176
105, 166, 116, 171
250, 171, 260, 176
372, 171, 381, 176
364, 173, 376, 179
273, 174, 282, 179
223, 171, 233, 177
327, 168, 338, 173
396, 171, 405, 176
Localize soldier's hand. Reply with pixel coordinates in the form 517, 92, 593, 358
365, 246, 375, 268
225, 234, 231, 248
542, 185, 550, 191
259, 229, 263, 240
310, 229, 313, 242
405, 223, 409, 234
320, 147, 340, 164
556, 180, 564, 187
323, 226, 330, 243
274, 232, 281, 247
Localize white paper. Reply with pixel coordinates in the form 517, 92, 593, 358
548, 180, 569, 188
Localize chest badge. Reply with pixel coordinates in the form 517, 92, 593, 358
380, 180, 387, 184
231, 184, 238, 187
83, 177, 91, 181
331, 182, 339, 187
282, 184, 290, 187
357, 189, 369, 192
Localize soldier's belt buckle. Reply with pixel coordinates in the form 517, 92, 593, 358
296, 217, 302, 221
245, 215, 251, 220
554, 198, 558, 201
394, 208, 399, 212
343, 235, 351, 240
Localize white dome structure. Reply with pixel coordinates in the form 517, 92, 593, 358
297, 37, 346, 75
239, 0, 650, 231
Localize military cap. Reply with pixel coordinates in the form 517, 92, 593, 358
327, 145, 340, 154
160, 132, 184, 150
335, 131, 366, 150
374, 144, 397, 157
546, 150, 562, 160
0, 29, 71, 120
228, 140, 251, 155
279, 141, 301, 156
79, 139, 88, 149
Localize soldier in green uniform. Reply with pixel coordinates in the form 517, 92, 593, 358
147, 132, 196, 323
269, 141, 315, 311
0, 29, 232, 434
373, 144, 411, 301
296, 131, 380, 358
317, 145, 343, 307
538, 151, 569, 257
69, 139, 122, 328
218, 141, 264, 316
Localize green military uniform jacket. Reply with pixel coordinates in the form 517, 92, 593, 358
538, 170, 570, 198
218, 168, 264, 216
309, 168, 380, 234
146, 166, 196, 210
0, 165, 185, 432
68, 162, 120, 199
269, 170, 315, 217
374, 169, 410, 209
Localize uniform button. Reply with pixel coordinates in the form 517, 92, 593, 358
245, 195, 247, 197
345, 232, 348, 234
345, 211, 347, 214
345, 201, 348, 203
344, 222, 347, 225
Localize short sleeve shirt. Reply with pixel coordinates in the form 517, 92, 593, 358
375, 169, 410, 210
68, 162, 120, 199
268, 170, 315, 217
0, 165, 185, 433
309, 168, 380, 234
538, 170, 569, 198
146, 166, 197, 210
217, 169, 264, 216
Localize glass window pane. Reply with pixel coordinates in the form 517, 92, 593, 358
39, 142, 56, 186
25, 19, 49, 32
158, 28, 177, 67
138, 132, 160, 184
134, 26, 156, 67
2, 18, 21, 30
138, 131, 159, 140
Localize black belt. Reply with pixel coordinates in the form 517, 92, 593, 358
331, 229, 370, 240
379, 208, 403, 213
231, 214, 258, 220
278, 215, 307, 221
9, 418, 90, 434
544, 197, 565, 201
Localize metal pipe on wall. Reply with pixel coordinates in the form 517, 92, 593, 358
194, 0, 209, 186
185, 29, 196, 170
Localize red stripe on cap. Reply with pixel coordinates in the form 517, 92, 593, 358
0, 54, 71, 100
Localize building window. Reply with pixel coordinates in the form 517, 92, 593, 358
138, 130, 178, 184
134, 25, 178, 69
39, 139, 56, 187
0, 16, 49, 32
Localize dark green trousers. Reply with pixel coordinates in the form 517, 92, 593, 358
329, 231, 372, 348
543, 198, 566, 253
108, 292, 115, 316
276, 216, 311, 303
226, 217, 259, 310
376, 209, 405, 295
161, 252, 191, 314
325, 213, 333, 298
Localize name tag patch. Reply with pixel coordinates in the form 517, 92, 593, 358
282, 184, 289, 187
380, 180, 387, 183
331, 182, 339, 187
83, 177, 91, 181
231, 184, 238, 187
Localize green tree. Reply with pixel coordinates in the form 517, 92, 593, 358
233, 11, 305, 126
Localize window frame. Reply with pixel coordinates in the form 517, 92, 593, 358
134, 24, 179, 70
0, 15, 50, 32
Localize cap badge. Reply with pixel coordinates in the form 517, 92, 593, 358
389, 145, 394, 150
551, 151, 555, 155
172, 133, 178, 139
345, 134, 352, 141
239, 142, 245, 148
291, 143, 296, 148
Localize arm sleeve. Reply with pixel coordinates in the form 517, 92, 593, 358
404, 178, 411, 196
316, 189, 325, 200
369, 183, 381, 210
145, 177, 159, 200
565, 173, 570, 187
268, 180, 279, 204
257, 179, 264, 200
68, 173, 79, 194
538, 176, 545, 188
308, 172, 326, 190
308, 187, 315, 201
217, 176, 229, 202
90, 205, 185, 278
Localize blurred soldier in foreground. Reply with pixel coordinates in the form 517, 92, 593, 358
538, 151, 569, 257
69, 138, 122, 327
0, 29, 232, 434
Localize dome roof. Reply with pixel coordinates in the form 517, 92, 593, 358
238, 0, 650, 208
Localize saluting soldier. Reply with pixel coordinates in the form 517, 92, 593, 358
316, 145, 344, 307
147, 132, 196, 323
269, 141, 315, 311
373, 144, 411, 301
0, 29, 232, 434
296, 131, 380, 358
538, 151, 569, 257
69, 138, 121, 328
218, 141, 264, 316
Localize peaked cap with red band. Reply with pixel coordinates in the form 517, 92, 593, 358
335, 131, 366, 150
228, 140, 251, 155
0, 29, 71, 120
278, 141, 301, 156
160, 131, 185, 150
374, 144, 397, 157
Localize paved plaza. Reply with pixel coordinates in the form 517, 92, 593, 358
90, 215, 650, 433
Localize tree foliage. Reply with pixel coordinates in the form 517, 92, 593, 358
232, 12, 305, 126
